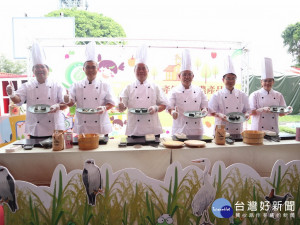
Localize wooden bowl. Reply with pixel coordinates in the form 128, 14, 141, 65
242, 130, 265, 145
78, 134, 99, 150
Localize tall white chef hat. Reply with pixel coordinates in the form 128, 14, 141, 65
85, 41, 97, 62
222, 55, 236, 77
181, 49, 193, 72
135, 44, 148, 65
31, 41, 46, 66
261, 57, 274, 80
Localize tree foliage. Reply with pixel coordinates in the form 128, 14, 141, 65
281, 22, 300, 67
45, 9, 126, 38
0, 55, 27, 74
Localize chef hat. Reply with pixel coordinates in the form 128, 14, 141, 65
135, 44, 148, 65
85, 41, 97, 62
222, 55, 236, 77
31, 41, 46, 66
181, 49, 192, 72
261, 57, 274, 80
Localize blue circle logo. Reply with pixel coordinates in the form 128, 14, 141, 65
211, 198, 233, 218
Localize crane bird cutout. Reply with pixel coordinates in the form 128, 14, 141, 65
82, 159, 103, 206
191, 158, 216, 225
0, 166, 18, 212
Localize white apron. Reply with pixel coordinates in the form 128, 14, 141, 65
250, 89, 286, 134
24, 79, 65, 136
172, 88, 204, 135
214, 89, 245, 134
73, 79, 112, 134
125, 83, 162, 136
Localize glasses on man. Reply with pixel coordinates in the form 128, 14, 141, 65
181, 72, 193, 77
224, 77, 236, 81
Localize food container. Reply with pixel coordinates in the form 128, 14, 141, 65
215, 125, 226, 145
52, 130, 64, 151
78, 134, 99, 150
242, 130, 265, 145
64, 132, 73, 149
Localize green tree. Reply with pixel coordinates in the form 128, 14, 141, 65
0, 55, 27, 74
281, 22, 300, 67
45, 9, 126, 38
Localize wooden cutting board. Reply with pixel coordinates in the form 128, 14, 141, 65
162, 141, 184, 148
184, 140, 206, 147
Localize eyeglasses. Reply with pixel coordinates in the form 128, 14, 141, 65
224, 77, 236, 81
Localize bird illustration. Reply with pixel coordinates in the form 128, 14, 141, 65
265, 188, 293, 218
0, 166, 18, 213
82, 159, 103, 206
191, 158, 216, 225
265, 189, 293, 204
156, 214, 174, 225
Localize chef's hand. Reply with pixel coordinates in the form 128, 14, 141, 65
97, 106, 106, 114
148, 105, 158, 115
256, 107, 270, 113
49, 104, 60, 113
6, 81, 15, 98
245, 113, 250, 121
286, 106, 293, 114
201, 108, 208, 117
118, 97, 126, 112
64, 90, 70, 103
216, 113, 227, 121
171, 106, 179, 120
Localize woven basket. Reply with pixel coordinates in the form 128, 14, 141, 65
78, 134, 99, 150
242, 130, 265, 145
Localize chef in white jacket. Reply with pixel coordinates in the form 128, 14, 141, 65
6, 42, 67, 138
118, 45, 167, 137
208, 56, 250, 135
249, 57, 292, 133
64, 42, 115, 135
167, 49, 208, 135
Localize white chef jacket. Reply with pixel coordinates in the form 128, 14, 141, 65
16, 78, 65, 136
208, 87, 250, 134
168, 84, 208, 135
249, 88, 286, 134
70, 78, 115, 134
120, 80, 168, 136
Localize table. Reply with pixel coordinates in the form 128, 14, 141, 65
0, 139, 299, 186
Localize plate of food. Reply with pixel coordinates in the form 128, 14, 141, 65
76, 108, 100, 114
184, 111, 207, 119
184, 140, 206, 148
28, 104, 50, 114
129, 108, 149, 114
162, 140, 184, 148
226, 112, 246, 124
269, 106, 289, 113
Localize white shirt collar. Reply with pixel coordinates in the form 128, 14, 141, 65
260, 88, 273, 95
135, 79, 149, 86
179, 84, 192, 91
222, 87, 235, 94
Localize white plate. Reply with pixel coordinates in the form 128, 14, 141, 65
129, 108, 149, 115
28, 104, 50, 114
183, 111, 207, 119
226, 112, 246, 124
76, 108, 100, 114
269, 106, 289, 113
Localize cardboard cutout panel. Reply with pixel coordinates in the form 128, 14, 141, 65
1, 160, 299, 225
